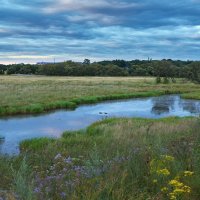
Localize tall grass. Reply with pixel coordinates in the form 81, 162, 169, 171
11, 157, 35, 200
0, 117, 195, 199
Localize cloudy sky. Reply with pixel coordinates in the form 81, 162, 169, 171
0, 0, 200, 64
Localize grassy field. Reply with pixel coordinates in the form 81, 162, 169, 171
1, 117, 200, 199
1, 76, 200, 199
1, 75, 200, 115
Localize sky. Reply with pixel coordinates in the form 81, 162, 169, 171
0, 0, 200, 64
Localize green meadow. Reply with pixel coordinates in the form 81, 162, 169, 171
1, 76, 200, 199
0, 76, 200, 115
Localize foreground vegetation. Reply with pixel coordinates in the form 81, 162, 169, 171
1, 117, 200, 199
1, 76, 200, 199
1, 76, 200, 116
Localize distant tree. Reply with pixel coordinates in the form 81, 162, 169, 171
37, 63, 65, 76
19, 64, 37, 74
83, 59, 90, 65
0, 64, 7, 74
7, 64, 22, 74
112, 60, 129, 68
103, 64, 128, 76
64, 61, 82, 76
156, 76, 161, 84
153, 60, 177, 83
187, 62, 200, 83
2, 59, 200, 79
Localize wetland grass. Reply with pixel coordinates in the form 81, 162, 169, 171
0, 76, 199, 116
1, 117, 200, 199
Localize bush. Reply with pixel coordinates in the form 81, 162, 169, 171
163, 77, 170, 84
156, 76, 161, 84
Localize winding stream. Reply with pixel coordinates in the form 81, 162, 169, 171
0, 95, 200, 155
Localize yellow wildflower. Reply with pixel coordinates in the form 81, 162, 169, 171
184, 171, 194, 177
169, 180, 184, 188
162, 155, 175, 162
161, 187, 168, 192
169, 193, 177, 200
170, 195, 177, 200
157, 168, 170, 176
182, 186, 191, 193
173, 188, 185, 194
153, 179, 158, 184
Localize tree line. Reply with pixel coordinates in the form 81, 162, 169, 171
0, 59, 200, 82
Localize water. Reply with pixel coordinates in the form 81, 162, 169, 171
0, 95, 200, 155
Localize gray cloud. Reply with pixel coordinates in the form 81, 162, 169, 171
0, 0, 199, 63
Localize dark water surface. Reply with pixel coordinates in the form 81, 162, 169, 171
0, 95, 200, 155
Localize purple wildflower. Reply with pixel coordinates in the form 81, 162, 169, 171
64, 156, 72, 164
34, 187, 41, 193
60, 192, 67, 198
54, 153, 62, 160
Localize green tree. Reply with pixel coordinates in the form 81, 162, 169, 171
83, 59, 90, 65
